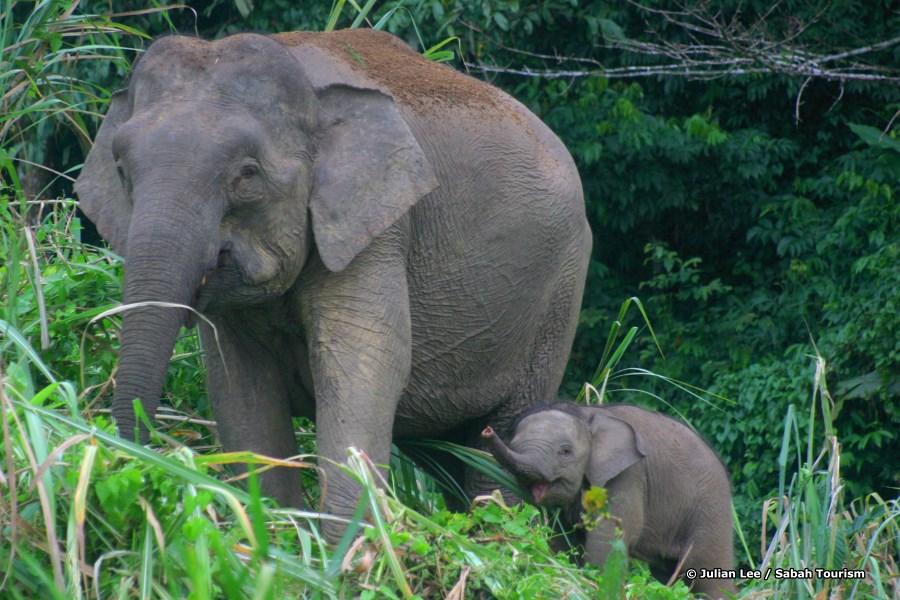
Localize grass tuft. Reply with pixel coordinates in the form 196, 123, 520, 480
750, 352, 899, 599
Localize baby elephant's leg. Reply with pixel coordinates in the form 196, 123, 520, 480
682, 516, 737, 599
583, 517, 617, 565
584, 473, 645, 566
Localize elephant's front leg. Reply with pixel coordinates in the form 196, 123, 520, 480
200, 315, 304, 508
297, 241, 411, 539
584, 473, 645, 567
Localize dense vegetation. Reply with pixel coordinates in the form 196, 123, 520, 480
1, 0, 897, 597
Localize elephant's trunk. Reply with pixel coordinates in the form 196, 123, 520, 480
482, 426, 546, 483
112, 192, 219, 442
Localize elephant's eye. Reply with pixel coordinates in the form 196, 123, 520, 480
114, 160, 133, 199
559, 446, 573, 457
228, 161, 266, 206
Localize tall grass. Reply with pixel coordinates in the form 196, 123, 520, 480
752, 354, 900, 599
6, 186, 897, 598
0, 1, 164, 196
0, 302, 614, 598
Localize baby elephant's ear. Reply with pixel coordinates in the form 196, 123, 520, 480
588, 412, 646, 486
75, 90, 133, 257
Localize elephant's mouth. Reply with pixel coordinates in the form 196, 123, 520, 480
187, 275, 212, 327
531, 482, 550, 504
186, 244, 233, 326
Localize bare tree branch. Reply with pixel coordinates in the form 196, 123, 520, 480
465, 62, 899, 82
462, 1, 900, 83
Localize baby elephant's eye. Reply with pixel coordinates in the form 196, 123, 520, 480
240, 164, 258, 179
559, 446, 573, 457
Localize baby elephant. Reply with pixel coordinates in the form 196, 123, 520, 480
483, 402, 736, 598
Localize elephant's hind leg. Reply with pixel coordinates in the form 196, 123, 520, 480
680, 522, 737, 599
463, 238, 589, 501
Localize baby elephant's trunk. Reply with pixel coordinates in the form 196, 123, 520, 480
482, 426, 546, 482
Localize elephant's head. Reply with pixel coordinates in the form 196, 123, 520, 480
75, 33, 437, 440
483, 404, 645, 508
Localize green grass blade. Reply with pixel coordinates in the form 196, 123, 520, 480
139, 518, 153, 600
20, 402, 252, 501
324, 0, 347, 32
349, 0, 378, 28
0, 320, 56, 382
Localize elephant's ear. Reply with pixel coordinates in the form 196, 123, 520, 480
586, 410, 647, 486
74, 90, 133, 257
311, 84, 438, 272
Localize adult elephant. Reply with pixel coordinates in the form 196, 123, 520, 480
75, 29, 591, 535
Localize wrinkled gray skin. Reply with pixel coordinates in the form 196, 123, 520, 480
484, 404, 736, 599
75, 29, 590, 539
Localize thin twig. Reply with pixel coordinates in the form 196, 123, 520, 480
9, 157, 77, 183
882, 108, 900, 139
795, 77, 811, 125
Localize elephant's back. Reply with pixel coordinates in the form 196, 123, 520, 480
394, 121, 589, 435
273, 29, 584, 218
608, 405, 728, 471
273, 29, 504, 114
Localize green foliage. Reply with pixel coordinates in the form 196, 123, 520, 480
0, 197, 120, 381
573, 296, 663, 402
0, 383, 332, 598
598, 539, 629, 599
702, 351, 842, 560
1, 357, 648, 598
372, 494, 595, 598
0, 0, 159, 197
